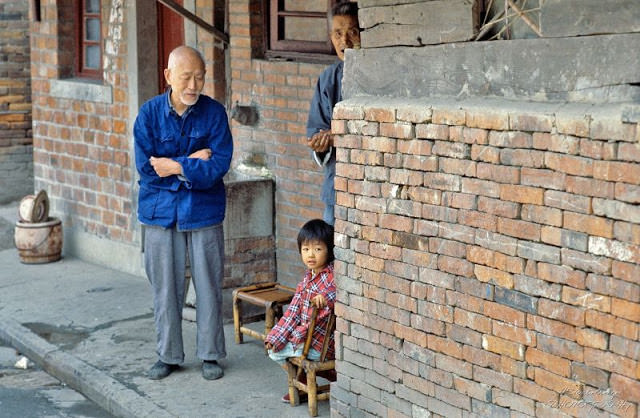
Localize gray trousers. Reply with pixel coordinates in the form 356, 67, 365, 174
144, 224, 226, 364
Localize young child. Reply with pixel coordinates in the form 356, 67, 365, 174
264, 219, 336, 402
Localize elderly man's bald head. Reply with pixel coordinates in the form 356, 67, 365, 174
167, 46, 205, 71
164, 46, 206, 114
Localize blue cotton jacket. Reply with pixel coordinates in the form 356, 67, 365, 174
306, 61, 343, 206
134, 92, 233, 230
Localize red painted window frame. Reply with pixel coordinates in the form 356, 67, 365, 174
268, 0, 336, 55
75, 0, 102, 79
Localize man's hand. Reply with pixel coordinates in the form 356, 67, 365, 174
308, 130, 333, 153
149, 156, 182, 177
189, 148, 212, 160
311, 294, 327, 309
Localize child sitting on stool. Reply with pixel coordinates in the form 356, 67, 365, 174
265, 219, 337, 402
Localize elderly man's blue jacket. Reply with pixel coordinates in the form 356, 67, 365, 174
134, 92, 233, 230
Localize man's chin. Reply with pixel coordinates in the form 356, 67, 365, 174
181, 95, 200, 106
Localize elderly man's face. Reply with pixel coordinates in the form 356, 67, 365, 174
164, 51, 205, 110
330, 14, 360, 61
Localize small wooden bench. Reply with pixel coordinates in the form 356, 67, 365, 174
232, 282, 296, 347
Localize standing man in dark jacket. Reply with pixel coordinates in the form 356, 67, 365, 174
134, 46, 233, 381
306, 1, 361, 225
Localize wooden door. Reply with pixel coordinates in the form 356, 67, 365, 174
157, 1, 185, 93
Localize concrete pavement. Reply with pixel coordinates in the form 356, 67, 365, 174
0, 204, 329, 417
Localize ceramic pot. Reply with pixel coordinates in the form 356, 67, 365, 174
14, 217, 63, 264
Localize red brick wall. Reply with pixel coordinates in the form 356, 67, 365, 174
30, 0, 134, 242
331, 97, 639, 417
228, 1, 331, 286
0, 0, 33, 203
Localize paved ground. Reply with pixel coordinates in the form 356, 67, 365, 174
0, 202, 328, 417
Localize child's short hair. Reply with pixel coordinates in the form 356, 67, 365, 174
297, 219, 335, 263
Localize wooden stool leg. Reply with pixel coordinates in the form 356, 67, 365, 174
286, 361, 300, 406
232, 291, 243, 344
307, 369, 318, 417
264, 301, 276, 336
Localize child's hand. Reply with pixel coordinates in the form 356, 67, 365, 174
311, 294, 327, 308
265, 342, 274, 351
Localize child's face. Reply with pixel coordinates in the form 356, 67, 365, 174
300, 239, 329, 272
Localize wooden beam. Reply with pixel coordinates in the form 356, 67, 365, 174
156, 0, 229, 45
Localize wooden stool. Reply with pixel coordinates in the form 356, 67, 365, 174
232, 282, 295, 346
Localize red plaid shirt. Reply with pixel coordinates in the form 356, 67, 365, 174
265, 263, 335, 358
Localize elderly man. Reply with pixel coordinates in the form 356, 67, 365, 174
133, 46, 233, 381
306, 1, 361, 225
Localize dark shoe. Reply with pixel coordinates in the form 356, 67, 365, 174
202, 360, 224, 380
148, 360, 178, 380
281, 392, 308, 403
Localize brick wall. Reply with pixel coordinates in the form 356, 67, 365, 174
30, 0, 134, 243
0, 0, 32, 203
331, 97, 639, 417
228, 1, 331, 286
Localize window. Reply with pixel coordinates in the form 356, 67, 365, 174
268, 0, 336, 56
76, 0, 102, 78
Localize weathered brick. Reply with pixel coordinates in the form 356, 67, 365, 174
477, 196, 520, 218
500, 148, 545, 168
434, 353, 472, 379
537, 263, 586, 288
464, 107, 507, 130
473, 365, 513, 391
565, 175, 614, 199
527, 314, 576, 341
380, 121, 414, 139
612, 260, 640, 284
545, 152, 593, 176
585, 310, 637, 340
461, 177, 500, 198
514, 378, 558, 406
488, 131, 532, 148
477, 162, 520, 184
439, 157, 476, 177
498, 218, 541, 241
611, 297, 640, 322
432, 107, 466, 126
533, 367, 582, 398
517, 241, 560, 264
610, 373, 640, 403
570, 362, 609, 389
484, 301, 526, 327
538, 298, 585, 326
453, 376, 492, 403
364, 106, 396, 123
575, 327, 608, 350
470, 399, 510, 418
432, 141, 470, 159
594, 160, 640, 185
471, 144, 500, 163
396, 104, 431, 124
562, 248, 612, 275
593, 197, 640, 224
615, 182, 640, 204
415, 123, 449, 140
453, 308, 492, 334
587, 273, 640, 303
444, 192, 477, 210
500, 184, 543, 205
584, 347, 637, 379
475, 230, 518, 256
494, 287, 537, 314
458, 210, 497, 232
561, 286, 611, 312
492, 387, 536, 415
